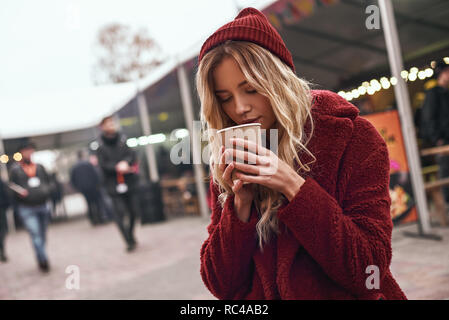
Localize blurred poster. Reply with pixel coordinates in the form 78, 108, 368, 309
264, 0, 340, 29
362, 110, 418, 225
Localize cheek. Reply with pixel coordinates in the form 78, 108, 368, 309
221, 104, 237, 123
258, 97, 275, 116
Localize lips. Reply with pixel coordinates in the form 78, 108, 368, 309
241, 117, 260, 124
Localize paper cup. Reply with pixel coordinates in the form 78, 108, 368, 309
217, 123, 262, 184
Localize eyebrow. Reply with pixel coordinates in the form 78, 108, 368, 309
215, 80, 248, 94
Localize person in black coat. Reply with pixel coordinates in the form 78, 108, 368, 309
96, 116, 140, 252
70, 150, 108, 225
420, 60, 449, 205
0, 177, 10, 262
9, 141, 53, 272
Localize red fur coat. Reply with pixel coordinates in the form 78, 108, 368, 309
200, 90, 407, 300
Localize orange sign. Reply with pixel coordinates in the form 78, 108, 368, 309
363, 110, 418, 225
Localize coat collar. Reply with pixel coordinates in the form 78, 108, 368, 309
299, 90, 360, 198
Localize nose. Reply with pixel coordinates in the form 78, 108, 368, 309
234, 96, 251, 116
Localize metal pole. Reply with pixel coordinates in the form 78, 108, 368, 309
137, 90, 160, 183
0, 135, 8, 182
177, 63, 210, 219
378, 0, 433, 236
0, 134, 15, 233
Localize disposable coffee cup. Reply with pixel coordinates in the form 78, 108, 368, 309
217, 123, 262, 185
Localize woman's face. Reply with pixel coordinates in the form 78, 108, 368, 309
212, 56, 276, 130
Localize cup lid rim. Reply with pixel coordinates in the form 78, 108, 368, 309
217, 123, 261, 133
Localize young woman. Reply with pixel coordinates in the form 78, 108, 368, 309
197, 7, 406, 300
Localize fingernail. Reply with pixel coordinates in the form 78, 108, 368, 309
233, 179, 239, 186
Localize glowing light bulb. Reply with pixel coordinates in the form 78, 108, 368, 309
0, 155, 9, 164
358, 86, 367, 95
127, 138, 138, 148
390, 77, 398, 85
13, 153, 22, 162
381, 81, 390, 90
351, 89, 359, 99
418, 71, 426, 80
148, 133, 166, 144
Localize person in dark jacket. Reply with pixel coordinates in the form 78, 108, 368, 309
420, 60, 449, 204
48, 172, 63, 219
9, 142, 53, 272
0, 178, 10, 262
70, 150, 108, 225
96, 116, 140, 252
88, 152, 114, 222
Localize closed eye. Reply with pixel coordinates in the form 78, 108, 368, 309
217, 95, 232, 103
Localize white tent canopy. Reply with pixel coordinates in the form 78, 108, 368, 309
0, 82, 138, 139
0, 49, 200, 141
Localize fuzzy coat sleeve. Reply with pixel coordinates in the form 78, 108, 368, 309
277, 117, 393, 298
200, 180, 260, 299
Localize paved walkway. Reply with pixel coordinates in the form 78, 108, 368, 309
0, 215, 448, 300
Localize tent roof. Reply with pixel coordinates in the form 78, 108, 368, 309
0, 82, 138, 139
262, 0, 449, 89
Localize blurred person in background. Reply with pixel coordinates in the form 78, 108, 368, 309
420, 59, 449, 207
49, 172, 64, 219
88, 152, 114, 222
9, 142, 53, 272
0, 177, 10, 262
97, 116, 140, 252
70, 150, 108, 226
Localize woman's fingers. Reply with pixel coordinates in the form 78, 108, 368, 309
233, 161, 277, 176
232, 179, 243, 193
218, 146, 227, 173
224, 148, 270, 165
233, 161, 260, 175
230, 137, 270, 156
235, 171, 266, 184
223, 161, 235, 187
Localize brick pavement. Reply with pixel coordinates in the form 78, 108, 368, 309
0, 215, 448, 300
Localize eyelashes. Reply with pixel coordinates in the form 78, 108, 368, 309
217, 89, 257, 103
219, 96, 232, 103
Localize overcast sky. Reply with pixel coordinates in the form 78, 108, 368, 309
0, 0, 275, 98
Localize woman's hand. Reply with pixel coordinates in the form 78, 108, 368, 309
218, 145, 254, 222
227, 138, 305, 202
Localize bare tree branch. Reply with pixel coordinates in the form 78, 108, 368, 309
92, 23, 164, 84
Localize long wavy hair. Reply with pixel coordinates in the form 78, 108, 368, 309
196, 41, 316, 249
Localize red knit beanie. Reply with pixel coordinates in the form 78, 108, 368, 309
199, 7, 295, 72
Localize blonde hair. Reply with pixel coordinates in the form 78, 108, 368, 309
196, 41, 316, 249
